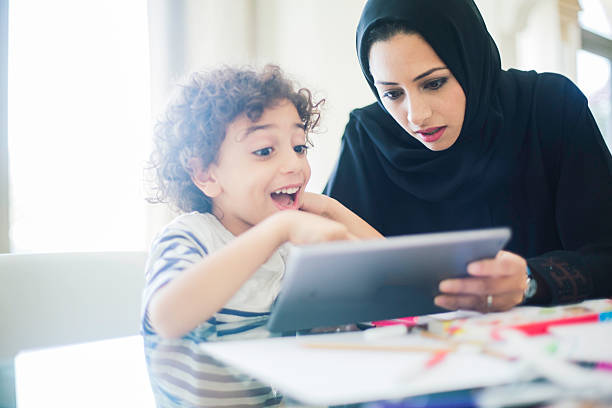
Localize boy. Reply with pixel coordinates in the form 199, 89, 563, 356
142, 65, 382, 407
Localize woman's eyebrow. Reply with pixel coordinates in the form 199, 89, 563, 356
412, 67, 447, 82
374, 66, 448, 85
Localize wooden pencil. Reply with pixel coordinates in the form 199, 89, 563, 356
301, 342, 454, 353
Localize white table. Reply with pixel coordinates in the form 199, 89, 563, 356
15, 336, 155, 408
14, 320, 612, 407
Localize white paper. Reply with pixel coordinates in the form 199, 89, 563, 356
200, 330, 525, 405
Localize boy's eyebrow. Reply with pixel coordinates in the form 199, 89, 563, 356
242, 122, 306, 138
374, 66, 447, 85
243, 124, 273, 137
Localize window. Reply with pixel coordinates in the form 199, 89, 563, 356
577, 0, 612, 150
8, 0, 150, 252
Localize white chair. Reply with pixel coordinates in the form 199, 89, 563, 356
0, 251, 148, 360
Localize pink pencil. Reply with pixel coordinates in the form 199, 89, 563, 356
425, 350, 450, 368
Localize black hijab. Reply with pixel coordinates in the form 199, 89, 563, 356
352, 0, 531, 203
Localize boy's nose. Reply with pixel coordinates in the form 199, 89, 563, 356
279, 151, 304, 174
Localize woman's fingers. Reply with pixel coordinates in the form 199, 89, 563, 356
437, 277, 524, 312
439, 276, 514, 295
434, 292, 520, 313
467, 250, 526, 277
437, 250, 528, 312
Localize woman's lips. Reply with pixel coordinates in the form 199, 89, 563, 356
416, 126, 446, 143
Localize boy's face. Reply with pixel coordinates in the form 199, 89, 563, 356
194, 99, 311, 236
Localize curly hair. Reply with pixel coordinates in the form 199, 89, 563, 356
147, 64, 323, 213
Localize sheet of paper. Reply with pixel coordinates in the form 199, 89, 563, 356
200, 330, 524, 405
548, 320, 612, 362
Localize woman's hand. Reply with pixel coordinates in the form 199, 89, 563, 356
434, 250, 528, 313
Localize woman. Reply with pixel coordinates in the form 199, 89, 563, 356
325, 0, 612, 312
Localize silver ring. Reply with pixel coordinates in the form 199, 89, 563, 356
486, 294, 493, 311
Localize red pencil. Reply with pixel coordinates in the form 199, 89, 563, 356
425, 350, 450, 368
510, 313, 599, 336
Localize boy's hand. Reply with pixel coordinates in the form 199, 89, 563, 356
300, 192, 383, 240
299, 192, 333, 217
270, 210, 356, 245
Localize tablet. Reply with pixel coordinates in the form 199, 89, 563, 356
267, 227, 511, 333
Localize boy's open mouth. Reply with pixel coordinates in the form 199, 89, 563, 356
270, 186, 300, 209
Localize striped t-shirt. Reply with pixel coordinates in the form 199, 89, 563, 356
141, 212, 289, 407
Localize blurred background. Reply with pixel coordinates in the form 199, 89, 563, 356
1, 0, 612, 254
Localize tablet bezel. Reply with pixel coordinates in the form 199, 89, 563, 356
267, 227, 511, 332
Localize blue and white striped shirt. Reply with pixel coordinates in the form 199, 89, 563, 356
141, 212, 288, 407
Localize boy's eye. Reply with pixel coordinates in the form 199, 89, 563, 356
253, 147, 273, 157
382, 89, 403, 100
423, 77, 448, 91
294, 144, 308, 154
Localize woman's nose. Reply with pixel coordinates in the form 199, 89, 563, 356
405, 93, 432, 127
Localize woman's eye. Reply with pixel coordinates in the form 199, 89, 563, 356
424, 77, 448, 91
253, 147, 273, 157
294, 144, 308, 154
382, 89, 403, 100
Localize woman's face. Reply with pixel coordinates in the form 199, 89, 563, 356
369, 33, 466, 151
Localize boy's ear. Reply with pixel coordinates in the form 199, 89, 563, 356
188, 158, 222, 198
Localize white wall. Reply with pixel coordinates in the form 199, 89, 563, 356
517, 1, 567, 75
477, 0, 580, 80
252, 0, 373, 192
